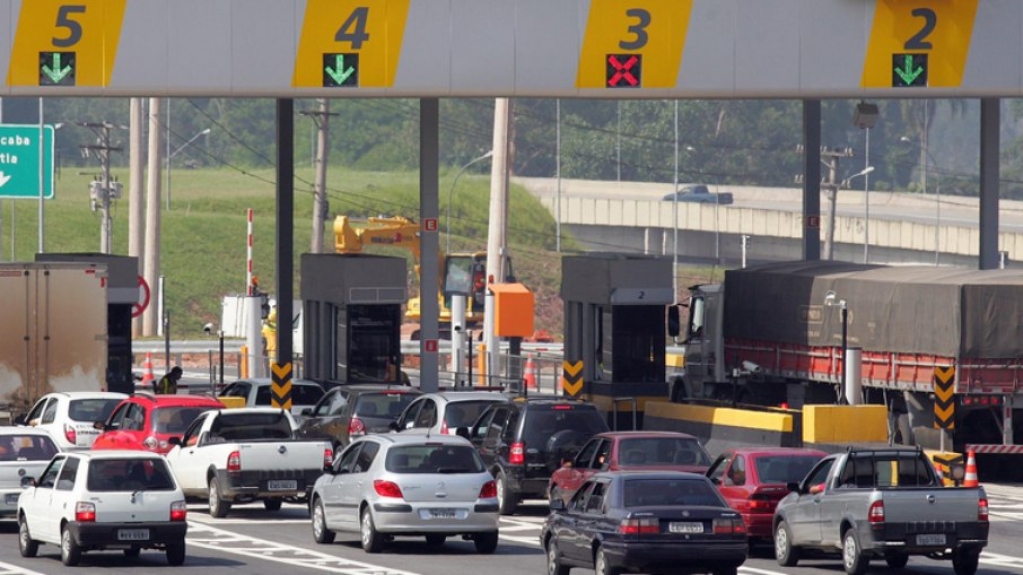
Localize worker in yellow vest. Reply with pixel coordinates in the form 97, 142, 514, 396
261, 308, 277, 373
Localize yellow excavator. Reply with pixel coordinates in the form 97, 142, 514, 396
333, 215, 498, 337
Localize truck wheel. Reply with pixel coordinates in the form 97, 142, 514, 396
18, 516, 38, 558
885, 553, 909, 569
496, 471, 518, 515
263, 498, 283, 511
166, 541, 186, 566
61, 524, 82, 566
952, 549, 980, 575
842, 529, 869, 575
209, 478, 232, 518
312, 499, 336, 544
361, 507, 385, 553
774, 520, 799, 567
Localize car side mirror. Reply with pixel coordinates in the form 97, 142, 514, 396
20, 476, 35, 488
786, 481, 799, 492
455, 427, 470, 440
13, 414, 26, 426
301, 408, 312, 416
549, 498, 566, 511
709, 477, 720, 485
168, 437, 182, 447
388, 421, 401, 432
93, 421, 106, 431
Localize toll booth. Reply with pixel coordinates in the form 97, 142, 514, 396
301, 254, 406, 386
35, 253, 139, 395
562, 254, 673, 430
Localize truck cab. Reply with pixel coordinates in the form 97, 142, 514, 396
669, 284, 726, 402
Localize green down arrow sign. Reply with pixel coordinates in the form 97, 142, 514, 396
323, 53, 359, 87
892, 53, 927, 88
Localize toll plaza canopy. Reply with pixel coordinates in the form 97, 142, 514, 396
1, 0, 1023, 98
723, 261, 1023, 359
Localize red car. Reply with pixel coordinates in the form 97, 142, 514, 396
707, 447, 828, 542
547, 431, 712, 503
92, 392, 225, 454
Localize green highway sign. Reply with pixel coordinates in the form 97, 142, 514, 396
0, 124, 55, 199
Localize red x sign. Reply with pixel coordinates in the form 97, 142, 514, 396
606, 54, 642, 88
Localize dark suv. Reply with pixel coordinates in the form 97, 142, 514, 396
467, 396, 610, 515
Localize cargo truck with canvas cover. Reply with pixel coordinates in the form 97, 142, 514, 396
0, 262, 107, 416
670, 261, 1023, 476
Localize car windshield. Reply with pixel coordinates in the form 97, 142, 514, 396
618, 437, 711, 466
0, 434, 58, 462
153, 406, 215, 435
68, 398, 122, 423
623, 478, 724, 508
357, 392, 419, 420
88, 458, 176, 492
519, 406, 608, 446
443, 400, 502, 428
385, 444, 485, 474
755, 455, 824, 484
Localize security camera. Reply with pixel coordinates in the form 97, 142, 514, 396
203, 322, 214, 334
742, 360, 762, 374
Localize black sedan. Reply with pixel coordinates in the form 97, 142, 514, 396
541, 471, 747, 575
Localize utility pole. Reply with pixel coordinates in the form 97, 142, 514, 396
78, 122, 125, 254
128, 98, 146, 335
299, 99, 336, 253
484, 98, 511, 383
143, 98, 163, 337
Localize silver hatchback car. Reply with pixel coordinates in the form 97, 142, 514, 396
309, 433, 499, 554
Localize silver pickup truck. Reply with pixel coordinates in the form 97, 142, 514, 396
773, 447, 988, 575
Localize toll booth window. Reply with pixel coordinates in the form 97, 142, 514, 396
345, 305, 399, 384
444, 255, 473, 295
610, 306, 666, 383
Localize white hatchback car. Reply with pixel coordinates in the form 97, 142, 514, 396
0, 428, 60, 520
20, 392, 128, 450
392, 391, 509, 436
310, 433, 499, 554
18, 450, 188, 566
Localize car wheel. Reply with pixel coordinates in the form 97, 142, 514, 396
209, 477, 232, 518
885, 553, 909, 569
952, 549, 980, 575
842, 529, 869, 575
61, 524, 82, 566
595, 547, 621, 575
18, 516, 38, 558
474, 531, 499, 554
166, 541, 186, 566
123, 545, 141, 558
263, 498, 283, 511
312, 499, 336, 544
496, 471, 518, 515
546, 538, 571, 575
361, 507, 384, 553
774, 520, 800, 567
425, 534, 446, 547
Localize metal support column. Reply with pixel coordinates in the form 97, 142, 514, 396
802, 100, 822, 261
979, 98, 1000, 270
275, 99, 294, 399
419, 98, 440, 393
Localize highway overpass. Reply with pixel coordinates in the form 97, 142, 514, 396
518, 177, 1023, 268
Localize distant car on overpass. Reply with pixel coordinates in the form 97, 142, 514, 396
662, 184, 734, 205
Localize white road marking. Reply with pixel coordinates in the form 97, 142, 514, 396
0, 563, 49, 575
982, 551, 1023, 569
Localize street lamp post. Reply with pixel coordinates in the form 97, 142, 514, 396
166, 128, 211, 210
900, 135, 940, 265
824, 290, 848, 404
446, 150, 493, 255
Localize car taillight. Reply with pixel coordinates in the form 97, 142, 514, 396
979, 498, 989, 522
479, 480, 497, 499
64, 424, 77, 445
868, 500, 885, 523
619, 517, 659, 535
349, 417, 366, 436
748, 490, 774, 513
373, 480, 404, 498
227, 450, 241, 473
323, 448, 333, 468
75, 502, 96, 522
509, 442, 525, 465
713, 518, 747, 534
143, 436, 159, 451
170, 501, 187, 521
440, 419, 449, 434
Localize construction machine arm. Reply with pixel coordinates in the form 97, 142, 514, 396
333, 215, 425, 274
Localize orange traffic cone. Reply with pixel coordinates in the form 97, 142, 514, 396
963, 450, 979, 488
140, 352, 155, 390
524, 354, 538, 391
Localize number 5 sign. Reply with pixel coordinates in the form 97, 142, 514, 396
133, 275, 151, 318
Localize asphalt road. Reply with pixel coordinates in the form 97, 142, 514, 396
0, 485, 1021, 575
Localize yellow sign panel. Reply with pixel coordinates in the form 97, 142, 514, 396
861, 0, 979, 88
293, 0, 411, 88
562, 360, 584, 397
7, 0, 127, 87
577, 0, 692, 89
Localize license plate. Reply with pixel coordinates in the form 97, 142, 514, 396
669, 522, 703, 534
422, 508, 457, 519
4, 494, 18, 505
916, 534, 946, 546
118, 529, 150, 541
267, 480, 297, 491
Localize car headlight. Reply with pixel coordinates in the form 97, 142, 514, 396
143, 436, 159, 451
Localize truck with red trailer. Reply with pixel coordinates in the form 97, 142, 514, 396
669, 261, 1023, 479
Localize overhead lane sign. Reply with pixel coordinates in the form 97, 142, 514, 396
0, 125, 55, 200
862, 0, 979, 89
577, 0, 692, 89
6, 0, 127, 88
294, 0, 410, 89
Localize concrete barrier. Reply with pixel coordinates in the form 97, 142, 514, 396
644, 400, 797, 456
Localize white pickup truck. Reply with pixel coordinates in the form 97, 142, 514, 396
164, 408, 332, 517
